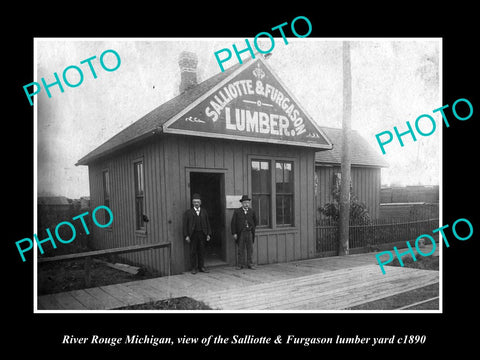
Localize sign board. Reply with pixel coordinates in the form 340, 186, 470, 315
226, 195, 242, 209
163, 57, 332, 149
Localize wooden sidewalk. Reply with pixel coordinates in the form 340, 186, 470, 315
37, 251, 439, 311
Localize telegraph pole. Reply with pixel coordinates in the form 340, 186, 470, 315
339, 41, 352, 256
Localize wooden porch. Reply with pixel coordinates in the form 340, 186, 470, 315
37, 249, 439, 311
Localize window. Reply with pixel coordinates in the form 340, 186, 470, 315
134, 160, 145, 231
276, 161, 293, 226
102, 170, 111, 227
251, 160, 271, 227
251, 158, 295, 228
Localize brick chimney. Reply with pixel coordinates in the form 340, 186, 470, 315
178, 51, 198, 93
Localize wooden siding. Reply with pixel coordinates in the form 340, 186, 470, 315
88, 134, 317, 275
88, 137, 170, 276
315, 165, 381, 221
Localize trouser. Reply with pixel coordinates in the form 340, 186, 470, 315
190, 231, 206, 270
238, 230, 253, 267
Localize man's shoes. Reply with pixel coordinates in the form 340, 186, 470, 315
236, 265, 244, 270
199, 267, 209, 273
247, 265, 256, 270
191, 269, 197, 274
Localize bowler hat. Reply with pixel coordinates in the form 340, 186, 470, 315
239, 195, 251, 202
192, 193, 201, 200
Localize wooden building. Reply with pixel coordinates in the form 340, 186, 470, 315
76, 52, 384, 276
314, 127, 388, 221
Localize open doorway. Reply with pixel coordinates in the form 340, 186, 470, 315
189, 172, 226, 266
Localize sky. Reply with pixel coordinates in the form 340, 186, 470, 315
35, 38, 441, 199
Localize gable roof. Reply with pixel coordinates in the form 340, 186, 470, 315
315, 127, 389, 168
162, 57, 332, 148
76, 56, 332, 166
76, 60, 246, 166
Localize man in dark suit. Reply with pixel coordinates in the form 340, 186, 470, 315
183, 193, 211, 274
231, 195, 257, 270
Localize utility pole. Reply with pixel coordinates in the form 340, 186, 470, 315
339, 41, 352, 256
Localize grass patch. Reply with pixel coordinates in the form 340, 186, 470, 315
407, 298, 439, 310
348, 283, 439, 310
37, 258, 161, 295
388, 253, 439, 271
116, 297, 212, 310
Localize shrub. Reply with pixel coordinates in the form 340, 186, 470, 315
318, 185, 371, 225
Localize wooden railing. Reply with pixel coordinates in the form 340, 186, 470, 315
315, 218, 439, 256
37, 242, 172, 287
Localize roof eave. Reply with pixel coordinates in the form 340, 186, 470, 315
75, 128, 163, 166
315, 161, 389, 168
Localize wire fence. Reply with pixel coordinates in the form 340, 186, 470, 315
315, 217, 440, 256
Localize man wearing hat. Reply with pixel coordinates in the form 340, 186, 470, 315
231, 195, 258, 269
183, 193, 211, 274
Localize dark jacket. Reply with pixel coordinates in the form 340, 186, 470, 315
231, 207, 258, 240
183, 207, 212, 238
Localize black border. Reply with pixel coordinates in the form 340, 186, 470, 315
6, 6, 478, 356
